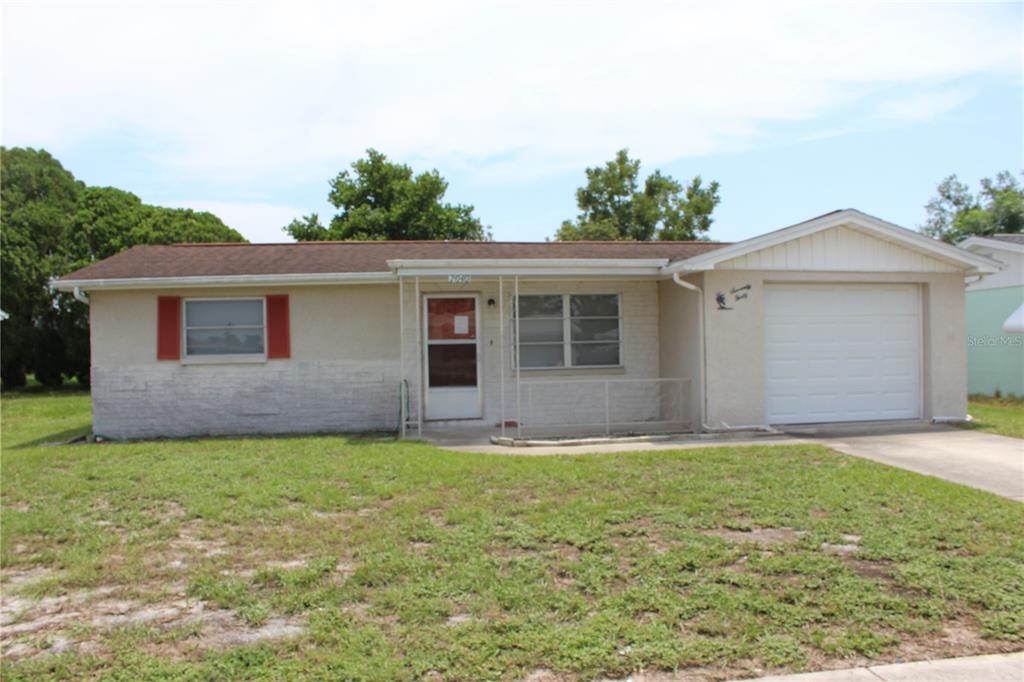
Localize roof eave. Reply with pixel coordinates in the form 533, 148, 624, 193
387, 258, 670, 277
959, 236, 1024, 255
51, 271, 396, 291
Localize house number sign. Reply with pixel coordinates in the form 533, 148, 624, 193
447, 274, 472, 284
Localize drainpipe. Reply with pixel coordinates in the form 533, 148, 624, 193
671, 273, 706, 432
72, 287, 89, 304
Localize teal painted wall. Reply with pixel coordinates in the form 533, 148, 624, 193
966, 286, 1024, 397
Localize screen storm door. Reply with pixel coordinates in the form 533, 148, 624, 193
424, 295, 482, 420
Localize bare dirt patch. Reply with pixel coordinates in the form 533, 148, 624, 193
846, 558, 894, 582
342, 601, 399, 626
170, 520, 228, 558
445, 613, 476, 627
522, 669, 576, 682
263, 559, 307, 570
703, 527, 805, 546
869, 619, 1022, 667
0, 567, 306, 662
821, 542, 859, 556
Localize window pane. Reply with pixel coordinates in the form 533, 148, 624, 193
571, 318, 619, 342
427, 298, 476, 340
570, 294, 618, 318
186, 299, 263, 327
519, 318, 563, 343
572, 342, 619, 366
518, 295, 563, 318
428, 344, 477, 387
519, 344, 564, 368
186, 328, 265, 355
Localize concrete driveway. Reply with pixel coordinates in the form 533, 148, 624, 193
793, 423, 1024, 502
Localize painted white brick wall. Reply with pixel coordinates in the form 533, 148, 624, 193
92, 360, 400, 439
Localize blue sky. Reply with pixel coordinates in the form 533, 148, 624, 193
3, 1, 1021, 244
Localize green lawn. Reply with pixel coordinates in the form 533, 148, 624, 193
2, 392, 1023, 681
962, 397, 1024, 439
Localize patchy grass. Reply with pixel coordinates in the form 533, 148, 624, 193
962, 396, 1024, 439
2, 392, 1023, 681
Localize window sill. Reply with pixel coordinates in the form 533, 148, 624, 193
515, 366, 625, 377
180, 354, 268, 365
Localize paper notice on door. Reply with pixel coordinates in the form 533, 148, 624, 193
454, 315, 469, 335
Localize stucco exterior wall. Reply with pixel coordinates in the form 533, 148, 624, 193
398, 278, 666, 432
701, 270, 968, 426
657, 276, 703, 428
90, 285, 402, 438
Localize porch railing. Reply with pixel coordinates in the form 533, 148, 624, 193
515, 377, 693, 438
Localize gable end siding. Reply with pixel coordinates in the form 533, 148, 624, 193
715, 225, 962, 273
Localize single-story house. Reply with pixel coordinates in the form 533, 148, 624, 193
959, 234, 1024, 397
53, 209, 1000, 441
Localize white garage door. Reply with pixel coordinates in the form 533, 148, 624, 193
764, 284, 921, 424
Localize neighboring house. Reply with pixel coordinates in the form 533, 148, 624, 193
959, 234, 1024, 397
53, 209, 1000, 440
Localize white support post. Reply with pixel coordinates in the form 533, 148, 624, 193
498, 276, 505, 438
399, 276, 406, 439
604, 381, 611, 435
514, 275, 521, 439
415, 275, 422, 439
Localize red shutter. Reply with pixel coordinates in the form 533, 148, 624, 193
266, 295, 291, 359
157, 296, 181, 360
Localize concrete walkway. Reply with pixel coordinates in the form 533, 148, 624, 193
799, 423, 1024, 502
435, 422, 1023, 502
755, 651, 1023, 681
436, 433, 805, 456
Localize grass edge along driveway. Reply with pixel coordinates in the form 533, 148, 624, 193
961, 396, 1024, 439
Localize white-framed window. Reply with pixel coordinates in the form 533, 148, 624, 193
516, 293, 621, 369
183, 298, 266, 358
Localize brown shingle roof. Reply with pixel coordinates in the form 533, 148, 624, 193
58, 241, 730, 281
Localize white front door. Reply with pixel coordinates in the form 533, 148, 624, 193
764, 283, 922, 424
424, 295, 482, 420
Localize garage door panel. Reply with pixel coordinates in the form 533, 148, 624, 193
764, 284, 921, 424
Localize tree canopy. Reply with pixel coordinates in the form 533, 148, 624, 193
284, 149, 489, 241
555, 149, 720, 241
0, 147, 244, 388
922, 171, 1024, 243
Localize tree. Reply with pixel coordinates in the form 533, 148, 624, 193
922, 171, 1024, 243
1, 148, 83, 387
0, 147, 245, 389
556, 149, 720, 241
284, 149, 489, 241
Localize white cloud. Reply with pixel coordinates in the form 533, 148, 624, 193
164, 200, 305, 243
873, 88, 974, 122
2, 1, 1019, 185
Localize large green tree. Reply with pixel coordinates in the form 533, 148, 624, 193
556, 149, 721, 241
285, 149, 488, 241
922, 171, 1024, 243
1, 148, 84, 388
0, 147, 245, 388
